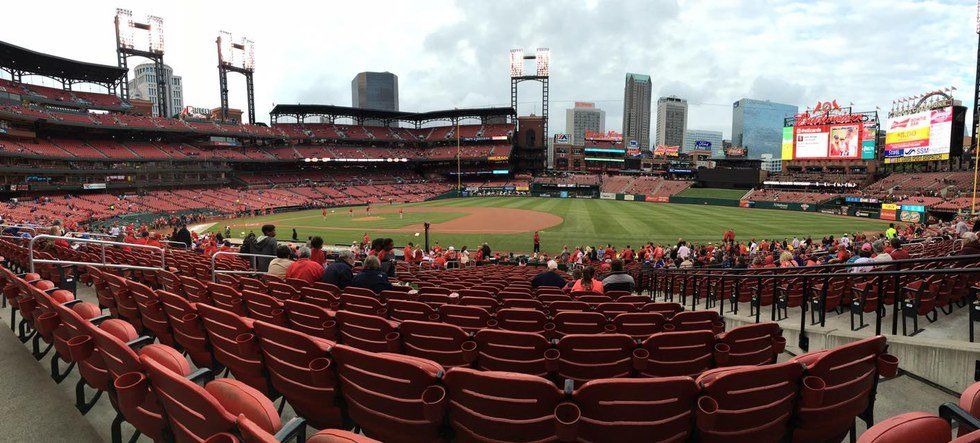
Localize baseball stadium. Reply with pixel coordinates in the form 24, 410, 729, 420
0, 3, 978, 443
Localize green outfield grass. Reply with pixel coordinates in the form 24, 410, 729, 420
676, 187, 750, 199
208, 197, 894, 254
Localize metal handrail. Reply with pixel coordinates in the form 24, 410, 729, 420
65, 231, 115, 239
210, 251, 275, 282
653, 253, 980, 277
28, 235, 166, 273
161, 240, 189, 249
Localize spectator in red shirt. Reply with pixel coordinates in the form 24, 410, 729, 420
888, 238, 910, 261
286, 246, 324, 284
723, 228, 735, 243
309, 236, 326, 265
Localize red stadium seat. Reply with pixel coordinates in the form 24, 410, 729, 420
195, 303, 272, 395
439, 304, 495, 333
335, 310, 400, 353
572, 377, 698, 442
443, 367, 574, 442
398, 320, 476, 368
714, 322, 785, 366
555, 333, 640, 385
283, 299, 337, 341
670, 310, 725, 333
790, 335, 897, 443
137, 353, 297, 443
156, 289, 216, 368
473, 328, 555, 377
639, 330, 716, 377
609, 312, 667, 339
330, 344, 446, 443
251, 320, 343, 429
552, 311, 607, 336
695, 361, 806, 442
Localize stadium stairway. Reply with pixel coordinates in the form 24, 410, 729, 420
0, 315, 103, 442
719, 300, 980, 393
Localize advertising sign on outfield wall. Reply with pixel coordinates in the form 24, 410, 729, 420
600, 192, 616, 200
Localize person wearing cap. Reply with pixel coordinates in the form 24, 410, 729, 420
850, 243, 874, 273
531, 260, 566, 288
322, 250, 356, 289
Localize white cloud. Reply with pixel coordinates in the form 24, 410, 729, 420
0, 0, 975, 142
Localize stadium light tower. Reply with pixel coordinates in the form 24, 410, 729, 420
114, 8, 169, 117
216, 31, 256, 124
510, 48, 551, 141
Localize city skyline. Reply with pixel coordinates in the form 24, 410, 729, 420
0, 1, 974, 140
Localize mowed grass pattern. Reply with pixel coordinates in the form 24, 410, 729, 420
209, 197, 893, 254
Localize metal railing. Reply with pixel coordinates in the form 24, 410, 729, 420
161, 240, 189, 249
210, 251, 275, 282
64, 231, 115, 239
28, 235, 167, 273
640, 261, 980, 349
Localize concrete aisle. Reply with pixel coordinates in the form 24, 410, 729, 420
0, 324, 102, 442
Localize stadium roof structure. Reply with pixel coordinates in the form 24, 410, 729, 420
0, 40, 128, 86
270, 104, 516, 127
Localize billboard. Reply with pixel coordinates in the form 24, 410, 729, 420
791, 124, 862, 159
883, 106, 953, 163
653, 145, 680, 157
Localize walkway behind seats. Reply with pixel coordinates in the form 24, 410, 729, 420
0, 319, 102, 442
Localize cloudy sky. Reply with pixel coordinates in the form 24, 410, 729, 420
1, 0, 976, 141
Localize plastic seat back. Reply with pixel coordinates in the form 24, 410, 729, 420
331, 344, 446, 443
209, 282, 247, 316
251, 321, 342, 429
387, 299, 439, 322
553, 311, 607, 336
440, 304, 495, 333
340, 293, 387, 317
283, 299, 337, 341
573, 377, 698, 442
443, 367, 568, 443
670, 310, 724, 333
640, 330, 716, 377
196, 303, 271, 395
473, 329, 554, 377
556, 333, 639, 385
496, 308, 554, 336
695, 362, 805, 442
715, 322, 784, 366
157, 290, 215, 368
610, 312, 666, 340
398, 320, 476, 368
335, 310, 400, 353
790, 335, 892, 443
241, 290, 287, 326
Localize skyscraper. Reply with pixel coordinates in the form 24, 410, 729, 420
655, 96, 687, 148
731, 98, 798, 159
351, 72, 399, 125
622, 73, 652, 149
565, 102, 606, 146
128, 63, 182, 117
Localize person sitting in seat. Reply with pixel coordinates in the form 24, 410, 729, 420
601, 259, 634, 293
531, 260, 566, 288
571, 266, 604, 294
285, 246, 324, 284
349, 255, 393, 294
267, 245, 294, 277
322, 250, 355, 289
